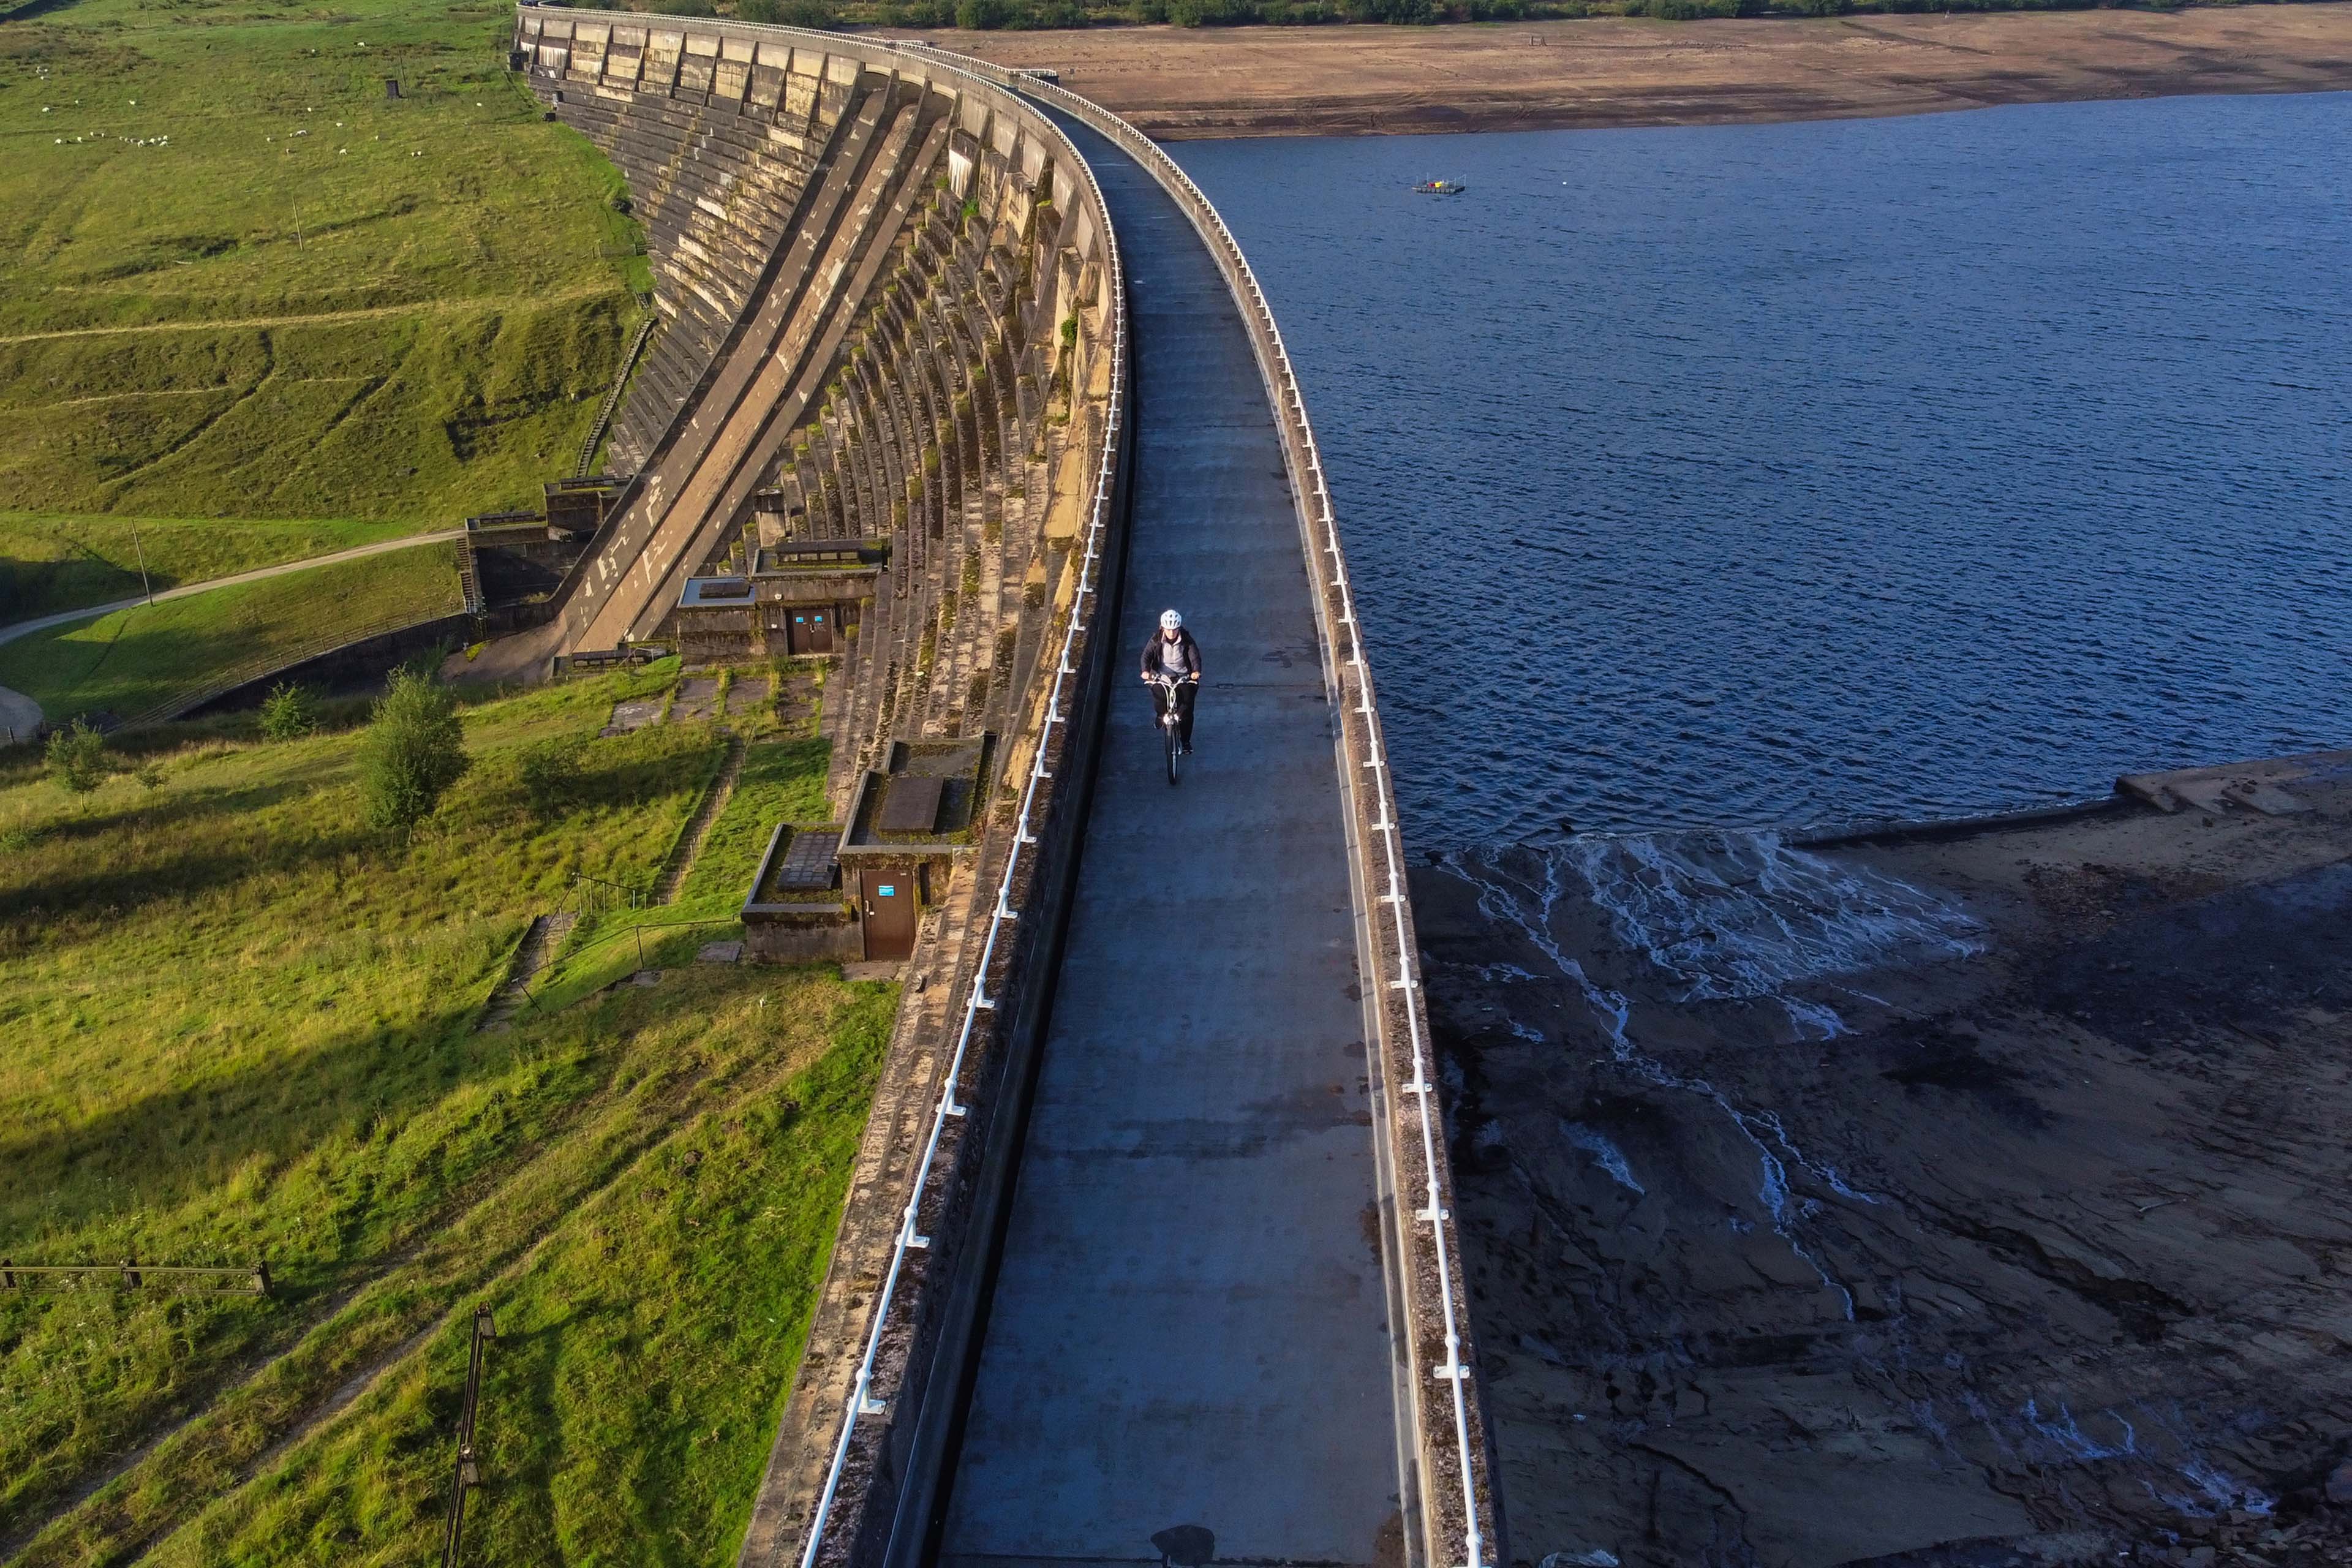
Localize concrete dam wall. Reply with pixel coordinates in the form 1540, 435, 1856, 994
516, 14, 1116, 676
508, 16, 1500, 1568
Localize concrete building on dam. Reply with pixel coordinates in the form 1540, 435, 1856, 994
499, 13, 1504, 1567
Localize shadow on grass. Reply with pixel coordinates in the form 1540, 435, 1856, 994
13, 768, 345, 850
0, 1000, 507, 1246
0, 813, 379, 925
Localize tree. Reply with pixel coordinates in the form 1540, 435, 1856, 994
360, 671, 471, 839
45, 719, 108, 794
259, 681, 318, 742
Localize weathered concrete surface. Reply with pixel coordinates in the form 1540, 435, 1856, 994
936, 120, 1403, 1567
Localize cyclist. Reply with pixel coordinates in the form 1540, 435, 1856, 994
1139, 608, 1202, 754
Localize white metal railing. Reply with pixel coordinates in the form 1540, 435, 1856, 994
510, 33, 1132, 1564
965, 61, 1494, 1568
778, 48, 1129, 1568
514, 15, 1486, 1561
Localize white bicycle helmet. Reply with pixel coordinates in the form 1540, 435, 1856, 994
1159, 609, 1183, 631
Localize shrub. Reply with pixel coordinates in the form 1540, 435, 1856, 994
45, 720, 107, 794
1169, 0, 1261, 23
1008, 0, 1088, 24
738, 0, 842, 26
359, 671, 471, 839
259, 682, 318, 742
955, 0, 1009, 24
519, 738, 586, 820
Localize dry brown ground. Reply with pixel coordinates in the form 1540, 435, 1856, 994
903, 6, 2352, 135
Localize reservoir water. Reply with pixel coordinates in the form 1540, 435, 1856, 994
1173, 92, 2352, 849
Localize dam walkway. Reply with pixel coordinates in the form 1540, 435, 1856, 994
930, 118, 1408, 1566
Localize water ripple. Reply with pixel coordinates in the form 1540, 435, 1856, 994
1177, 92, 2352, 846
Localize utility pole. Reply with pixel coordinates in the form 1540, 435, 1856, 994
130, 520, 153, 605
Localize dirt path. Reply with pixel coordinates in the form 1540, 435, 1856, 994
0, 529, 462, 655
924, 7, 2352, 137
0, 287, 619, 346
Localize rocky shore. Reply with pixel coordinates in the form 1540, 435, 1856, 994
1411, 753, 2352, 1567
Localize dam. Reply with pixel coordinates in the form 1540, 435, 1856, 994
507, 15, 1499, 1567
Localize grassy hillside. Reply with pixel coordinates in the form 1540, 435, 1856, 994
0, 0, 645, 556
0, 511, 418, 620
0, 540, 462, 720
0, 663, 891, 1565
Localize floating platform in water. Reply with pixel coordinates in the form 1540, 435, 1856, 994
1412, 178, 1467, 195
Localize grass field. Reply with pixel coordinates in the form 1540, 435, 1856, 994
0, 541, 462, 721
0, 661, 887, 1564
0, 511, 420, 620
0, 0, 644, 557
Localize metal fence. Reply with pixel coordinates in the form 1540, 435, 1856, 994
900, 47, 1499, 1568
786, 46, 1130, 1568
2, 1259, 273, 1295
504, 18, 1491, 1564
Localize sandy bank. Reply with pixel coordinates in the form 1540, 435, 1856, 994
913, 7, 2352, 136
1412, 753, 2352, 1566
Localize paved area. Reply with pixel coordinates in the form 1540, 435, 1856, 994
936, 120, 1402, 1568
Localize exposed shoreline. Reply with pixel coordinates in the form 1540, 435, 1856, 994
1412, 750, 2352, 1566
911, 7, 2352, 137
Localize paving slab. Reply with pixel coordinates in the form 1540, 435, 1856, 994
728, 674, 772, 716
600, 695, 664, 737
673, 676, 722, 722
935, 118, 1403, 1568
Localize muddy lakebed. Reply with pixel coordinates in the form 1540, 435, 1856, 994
1409, 763, 2352, 1567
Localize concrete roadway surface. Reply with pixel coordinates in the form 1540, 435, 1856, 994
0, 529, 461, 735
934, 120, 1405, 1566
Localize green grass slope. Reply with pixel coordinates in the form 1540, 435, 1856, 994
0, 666, 888, 1565
0, 0, 646, 556
0, 511, 418, 620
0, 540, 462, 720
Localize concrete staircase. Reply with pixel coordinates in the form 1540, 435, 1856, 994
479, 911, 579, 1031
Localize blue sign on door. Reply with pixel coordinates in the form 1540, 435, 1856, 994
877, 884, 896, 897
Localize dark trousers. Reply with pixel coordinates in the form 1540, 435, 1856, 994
1150, 680, 1197, 747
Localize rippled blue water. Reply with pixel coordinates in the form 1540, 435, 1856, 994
1172, 92, 2352, 848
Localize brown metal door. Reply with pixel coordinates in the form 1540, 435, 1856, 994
859, 870, 915, 961
787, 611, 835, 655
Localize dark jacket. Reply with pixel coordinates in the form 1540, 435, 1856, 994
1140, 627, 1202, 681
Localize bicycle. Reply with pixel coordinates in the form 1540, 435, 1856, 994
1147, 674, 1193, 786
